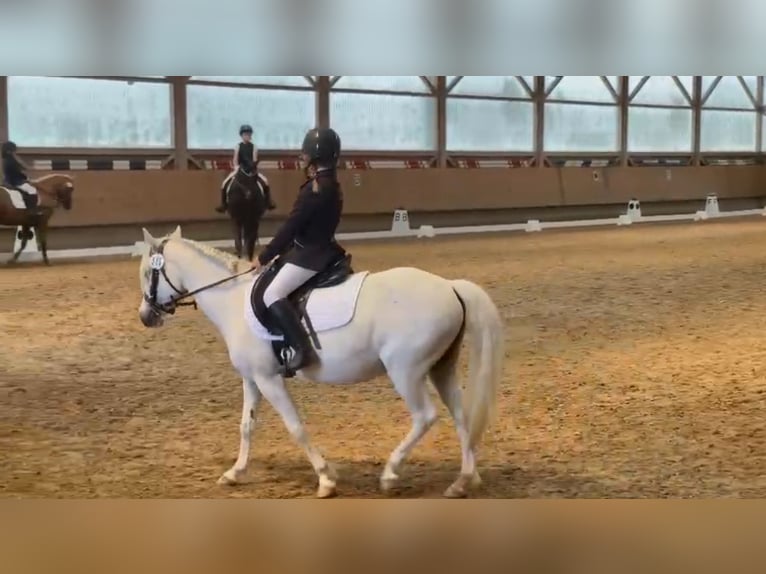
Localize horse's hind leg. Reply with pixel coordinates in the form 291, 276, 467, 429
9, 229, 28, 264
380, 364, 438, 493
429, 343, 480, 499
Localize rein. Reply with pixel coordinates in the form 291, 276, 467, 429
144, 238, 261, 316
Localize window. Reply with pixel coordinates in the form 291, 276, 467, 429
547, 76, 617, 103
702, 76, 758, 110
628, 76, 693, 152
447, 99, 534, 152
330, 92, 436, 151
545, 104, 619, 152
630, 76, 692, 105
332, 76, 430, 93
190, 76, 312, 88
186, 84, 316, 149
446, 77, 534, 152
7, 76, 172, 148
700, 110, 757, 152
449, 76, 532, 98
543, 76, 619, 152
627, 107, 693, 152
703, 76, 755, 109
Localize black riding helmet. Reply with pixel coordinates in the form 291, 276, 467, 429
1, 141, 17, 157
239, 124, 253, 135
301, 127, 341, 167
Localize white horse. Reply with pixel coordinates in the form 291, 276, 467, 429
137, 226, 505, 498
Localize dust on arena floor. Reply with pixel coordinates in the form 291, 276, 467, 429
1, 218, 765, 498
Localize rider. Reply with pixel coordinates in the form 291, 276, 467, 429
250, 126, 346, 376
1, 141, 41, 216
215, 124, 276, 213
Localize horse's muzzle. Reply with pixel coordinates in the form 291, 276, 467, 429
139, 300, 164, 328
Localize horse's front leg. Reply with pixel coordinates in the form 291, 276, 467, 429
253, 220, 261, 248
231, 219, 243, 258
243, 222, 257, 262
256, 373, 338, 498
36, 224, 50, 265
218, 377, 262, 486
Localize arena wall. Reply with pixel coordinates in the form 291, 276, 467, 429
2, 166, 765, 250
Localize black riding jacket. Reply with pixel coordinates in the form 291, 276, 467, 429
257, 171, 344, 271
2, 154, 28, 187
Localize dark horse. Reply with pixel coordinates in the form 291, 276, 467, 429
0, 174, 75, 265
224, 167, 268, 261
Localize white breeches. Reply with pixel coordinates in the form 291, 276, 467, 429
18, 182, 38, 195
222, 171, 236, 189
222, 170, 269, 192
263, 263, 317, 307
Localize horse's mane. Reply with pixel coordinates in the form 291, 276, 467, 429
178, 237, 249, 273
32, 173, 73, 183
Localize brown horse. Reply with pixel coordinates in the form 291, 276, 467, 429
0, 174, 75, 265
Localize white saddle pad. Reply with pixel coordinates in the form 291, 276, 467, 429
244, 271, 369, 341
2, 187, 27, 210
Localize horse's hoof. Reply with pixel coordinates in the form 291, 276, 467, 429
317, 481, 337, 499
217, 469, 245, 486
444, 474, 475, 499
380, 476, 400, 494
444, 484, 468, 499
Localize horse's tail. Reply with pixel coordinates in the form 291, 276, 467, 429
450, 279, 505, 450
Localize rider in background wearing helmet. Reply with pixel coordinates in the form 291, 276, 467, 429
1, 141, 41, 215
215, 124, 276, 213
250, 126, 346, 376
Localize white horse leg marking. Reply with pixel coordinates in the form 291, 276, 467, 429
381, 372, 438, 492
256, 374, 337, 498
218, 377, 261, 486
430, 359, 479, 498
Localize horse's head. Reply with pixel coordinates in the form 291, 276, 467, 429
138, 226, 187, 328
33, 174, 75, 210
55, 177, 75, 210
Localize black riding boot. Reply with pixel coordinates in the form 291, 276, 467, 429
21, 192, 42, 219
215, 186, 228, 213
263, 183, 276, 211
268, 299, 314, 377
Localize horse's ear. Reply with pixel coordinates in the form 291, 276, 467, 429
170, 225, 183, 239
142, 227, 158, 248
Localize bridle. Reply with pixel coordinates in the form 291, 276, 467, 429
143, 238, 257, 317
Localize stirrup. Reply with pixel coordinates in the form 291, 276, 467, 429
278, 345, 310, 378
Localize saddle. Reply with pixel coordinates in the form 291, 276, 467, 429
228, 167, 263, 197
2, 184, 38, 210
250, 253, 354, 356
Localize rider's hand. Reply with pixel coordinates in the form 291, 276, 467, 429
250, 259, 262, 273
